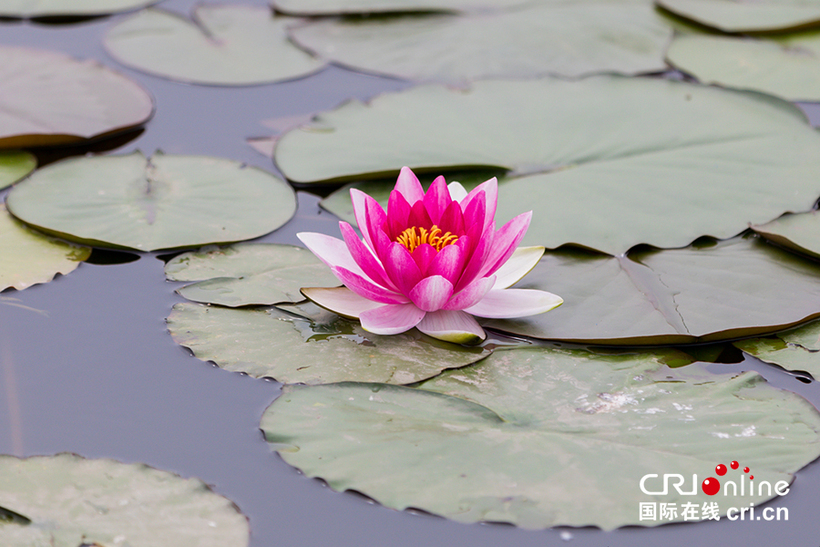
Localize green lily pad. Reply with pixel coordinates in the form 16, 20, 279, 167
656, 0, 820, 32
261, 346, 820, 529
6, 151, 296, 252
0, 0, 157, 18
165, 243, 340, 307
104, 5, 326, 86
275, 77, 820, 255
167, 301, 490, 384
0, 151, 35, 191
0, 46, 153, 149
0, 453, 249, 547
667, 32, 820, 102
271, 0, 531, 15
288, 2, 671, 82
751, 209, 820, 260
484, 236, 820, 344
0, 204, 90, 292
734, 320, 820, 379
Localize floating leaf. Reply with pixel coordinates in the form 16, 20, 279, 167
276, 77, 820, 254
289, 2, 671, 82
167, 301, 490, 384
484, 236, 820, 344
166, 243, 339, 307
656, 0, 820, 32
6, 151, 296, 252
0, 151, 35, 191
261, 346, 820, 529
0, 0, 157, 18
271, 0, 531, 15
734, 320, 820, 379
0, 204, 90, 292
104, 5, 326, 85
667, 32, 820, 102
0, 46, 153, 148
751, 209, 820, 260
0, 453, 249, 547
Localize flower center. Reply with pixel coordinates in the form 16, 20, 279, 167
395, 225, 458, 252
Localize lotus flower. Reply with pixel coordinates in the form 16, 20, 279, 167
298, 167, 562, 344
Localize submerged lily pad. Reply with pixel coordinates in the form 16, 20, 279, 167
734, 320, 820, 379
656, 0, 820, 32
167, 301, 489, 384
276, 77, 820, 255
751, 210, 820, 260
0, 204, 90, 292
0, 151, 35, 190
104, 5, 326, 85
166, 243, 339, 306
0, 453, 249, 547
0, 0, 157, 18
484, 236, 820, 344
289, 2, 671, 82
261, 346, 820, 529
0, 46, 153, 148
6, 151, 296, 251
667, 32, 820, 102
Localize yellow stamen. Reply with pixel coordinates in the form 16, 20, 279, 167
396, 225, 458, 253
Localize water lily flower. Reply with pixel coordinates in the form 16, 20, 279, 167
298, 167, 562, 344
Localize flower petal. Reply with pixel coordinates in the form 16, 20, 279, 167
395, 166, 425, 204
407, 200, 433, 230
386, 189, 412, 240
465, 288, 563, 318
427, 243, 464, 285
360, 302, 425, 335
300, 286, 383, 319
297, 232, 367, 279
447, 181, 468, 202
411, 244, 437, 275
333, 266, 408, 304
383, 242, 423, 296
454, 228, 493, 292
409, 275, 454, 312
443, 275, 495, 310
479, 211, 532, 279
460, 177, 497, 230
493, 246, 545, 289
423, 175, 450, 225
416, 309, 486, 345
339, 221, 396, 291
351, 188, 386, 251
438, 200, 465, 237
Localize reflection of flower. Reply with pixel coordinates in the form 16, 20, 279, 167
298, 167, 562, 344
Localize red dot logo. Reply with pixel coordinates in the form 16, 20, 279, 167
702, 477, 721, 496
744, 467, 750, 473
730, 461, 739, 470
715, 464, 727, 476
750, 475, 754, 480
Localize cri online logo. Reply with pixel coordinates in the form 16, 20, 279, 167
640, 460, 791, 497
702, 461, 751, 496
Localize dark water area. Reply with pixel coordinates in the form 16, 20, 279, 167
2, 2, 820, 546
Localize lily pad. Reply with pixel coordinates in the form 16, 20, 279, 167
6, 151, 296, 252
275, 77, 820, 255
261, 346, 820, 529
0, 46, 153, 148
0, 151, 35, 191
288, 2, 671, 82
667, 32, 820, 102
0, 453, 249, 547
165, 243, 340, 306
484, 236, 820, 344
271, 0, 532, 15
167, 301, 490, 384
104, 5, 326, 85
0, 0, 157, 18
656, 0, 820, 32
734, 320, 820, 379
0, 204, 90, 292
751, 209, 820, 260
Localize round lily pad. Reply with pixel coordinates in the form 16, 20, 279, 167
667, 32, 820, 102
484, 236, 820, 344
261, 346, 820, 529
276, 76, 820, 255
0, 0, 157, 18
656, 0, 820, 32
167, 301, 490, 384
751, 209, 820, 260
0, 46, 153, 148
288, 2, 671, 81
734, 320, 820, 379
0, 453, 249, 547
0, 151, 35, 191
104, 5, 326, 86
165, 243, 340, 307
6, 151, 296, 252
0, 204, 90, 292
271, 0, 531, 15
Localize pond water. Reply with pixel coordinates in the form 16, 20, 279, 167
2, 1, 820, 545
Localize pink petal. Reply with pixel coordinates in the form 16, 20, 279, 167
333, 266, 408, 304
383, 242, 423, 296
465, 288, 563, 318
351, 189, 386, 251
407, 201, 433, 230
297, 232, 367, 278
447, 181, 468, 202
438, 200, 465, 237
423, 175, 450, 225
416, 310, 486, 344
386, 189, 412, 240
462, 190, 486, 233
300, 286, 383, 319
360, 302, 425, 335
453, 228, 494, 292
409, 275, 454, 312
427, 243, 464, 285
411, 244, 437, 275
493, 246, 545, 289
395, 166, 425, 204
339, 221, 396, 291
479, 211, 532, 279
443, 275, 495, 310
460, 177, 497, 230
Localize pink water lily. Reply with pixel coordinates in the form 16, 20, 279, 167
298, 167, 562, 344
